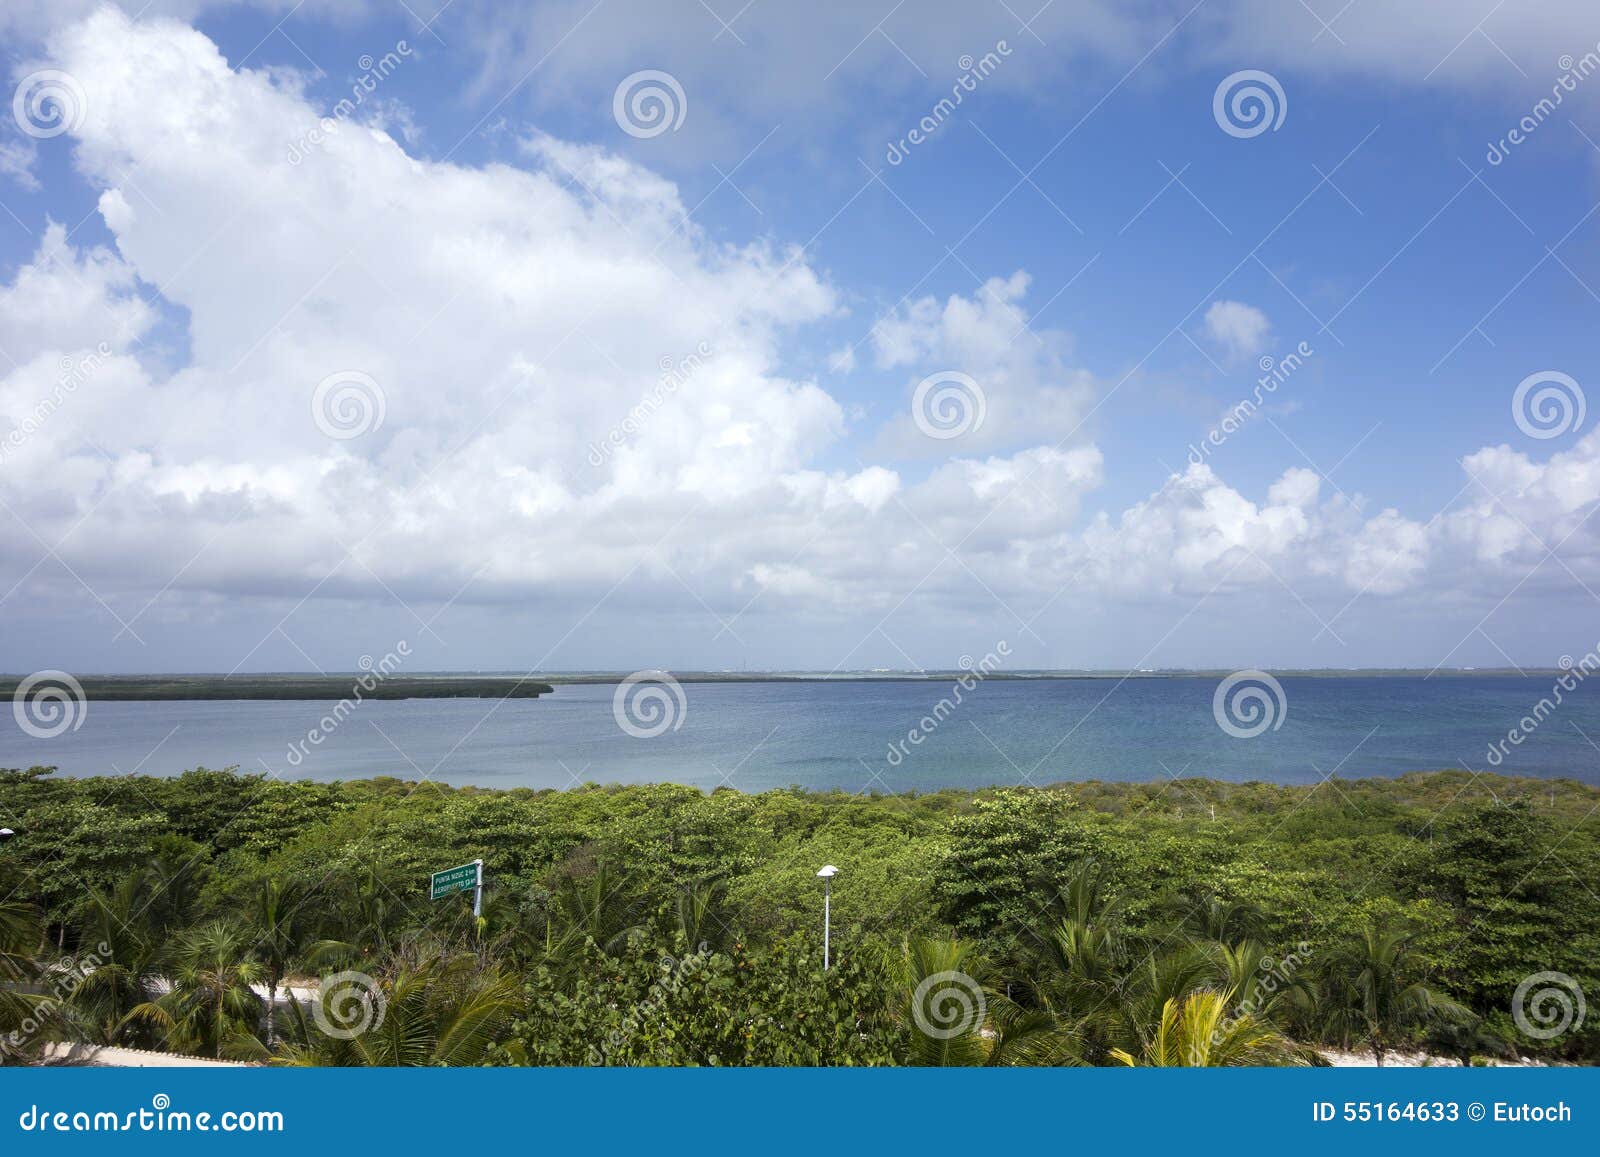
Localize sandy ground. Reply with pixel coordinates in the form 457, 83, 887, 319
43, 1043, 251, 1067
1317, 1048, 1545, 1067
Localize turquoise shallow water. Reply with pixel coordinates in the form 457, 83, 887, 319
2, 676, 1596, 790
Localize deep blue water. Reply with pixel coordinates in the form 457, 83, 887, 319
2, 676, 1597, 790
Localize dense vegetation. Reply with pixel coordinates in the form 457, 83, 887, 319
2, 765, 1596, 1066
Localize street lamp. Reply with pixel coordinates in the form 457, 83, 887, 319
0, 829, 14, 844
816, 864, 838, 971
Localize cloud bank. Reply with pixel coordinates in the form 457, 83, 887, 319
1, 7, 1597, 670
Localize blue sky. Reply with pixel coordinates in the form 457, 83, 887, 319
1, 1, 1598, 674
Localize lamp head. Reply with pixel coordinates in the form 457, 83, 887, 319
816, 864, 838, 879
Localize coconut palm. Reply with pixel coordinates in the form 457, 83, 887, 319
1104, 942, 1227, 1060
1316, 924, 1467, 1065
274, 952, 521, 1066
69, 876, 164, 1046
1214, 939, 1312, 1026
540, 860, 645, 969
1017, 865, 1147, 1066
1023, 871, 1307, 1067
1024, 911, 1126, 1062
143, 850, 207, 934
897, 936, 993, 1066
249, 879, 321, 1047
675, 881, 729, 952
1048, 860, 1118, 929
335, 867, 401, 960
0, 897, 39, 981
1179, 894, 1268, 945
0, 899, 55, 1065
121, 921, 265, 1059
1110, 988, 1307, 1067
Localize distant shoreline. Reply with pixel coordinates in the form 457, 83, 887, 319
0, 675, 555, 701
0, 668, 1566, 700
13, 765, 1598, 792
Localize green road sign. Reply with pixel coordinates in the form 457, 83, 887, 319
430, 861, 480, 900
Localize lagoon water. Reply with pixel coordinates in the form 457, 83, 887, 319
3, 676, 1597, 791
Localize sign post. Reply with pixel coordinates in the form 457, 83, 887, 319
430, 859, 484, 916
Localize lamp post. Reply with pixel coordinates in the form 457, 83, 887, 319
816, 864, 838, 970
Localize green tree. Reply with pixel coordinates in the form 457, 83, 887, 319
5, 800, 165, 937
1110, 989, 1305, 1067
1316, 924, 1466, 1064
250, 879, 323, 1047
123, 922, 265, 1059
277, 951, 521, 1067
936, 789, 1110, 938
503, 933, 902, 1066
896, 936, 991, 1066
1424, 802, 1564, 1010
0, 899, 55, 1065
70, 876, 164, 1046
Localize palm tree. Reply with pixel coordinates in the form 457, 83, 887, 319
1024, 911, 1125, 1062
338, 867, 399, 960
1021, 868, 1308, 1067
69, 877, 164, 1046
897, 936, 992, 1066
143, 851, 206, 934
450, 886, 526, 968
122, 922, 265, 1059
675, 881, 728, 952
0, 899, 55, 1065
1016, 864, 1153, 1066
274, 952, 521, 1066
1104, 942, 1225, 1061
541, 861, 644, 967
1110, 988, 1306, 1067
1214, 939, 1311, 1026
1177, 894, 1267, 945
250, 879, 320, 1047
0, 896, 41, 981
1316, 925, 1467, 1065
